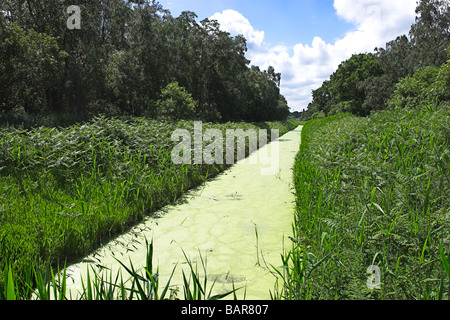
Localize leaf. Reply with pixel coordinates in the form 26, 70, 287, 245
439, 239, 450, 277
420, 233, 429, 264
423, 176, 431, 215
6, 264, 17, 300
370, 187, 377, 203
208, 288, 241, 300
372, 202, 385, 215
160, 265, 177, 300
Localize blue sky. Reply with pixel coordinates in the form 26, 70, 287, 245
159, 0, 354, 46
157, 0, 418, 111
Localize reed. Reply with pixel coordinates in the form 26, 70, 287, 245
1, 238, 240, 300
0, 115, 298, 297
278, 105, 449, 300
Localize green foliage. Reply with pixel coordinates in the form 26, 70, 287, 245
434, 56, 450, 101
311, 53, 383, 117
0, 23, 67, 113
275, 95, 291, 121
1, 0, 289, 122
311, 80, 331, 114
306, 0, 449, 120
157, 82, 197, 120
0, 238, 241, 300
0, 116, 297, 295
282, 105, 449, 300
389, 59, 450, 109
410, 0, 450, 69
242, 66, 288, 122
330, 53, 383, 116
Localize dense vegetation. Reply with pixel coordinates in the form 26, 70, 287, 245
0, 0, 289, 123
299, 0, 449, 120
280, 105, 449, 300
0, 0, 292, 297
275, 0, 450, 300
0, 0, 294, 299
1, 0, 449, 301
0, 116, 298, 296
2, 236, 243, 300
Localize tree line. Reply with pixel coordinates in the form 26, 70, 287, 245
0, 0, 290, 123
299, 0, 449, 120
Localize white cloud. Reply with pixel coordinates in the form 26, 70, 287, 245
332, 0, 417, 55
209, 9, 265, 48
210, 1, 417, 111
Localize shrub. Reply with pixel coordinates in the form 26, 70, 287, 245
157, 82, 197, 120
389, 58, 450, 109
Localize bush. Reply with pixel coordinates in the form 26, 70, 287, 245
389, 57, 450, 109
157, 82, 197, 120
0, 23, 67, 114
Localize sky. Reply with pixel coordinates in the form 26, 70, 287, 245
157, 0, 418, 112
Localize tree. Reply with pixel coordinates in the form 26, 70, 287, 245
410, 0, 450, 69
157, 82, 197, 120
275, 95, 291, 121
304, 0, 450, 120
311, 80, 332, 115
1, 0, 290, 122
0, 23, 67, 113
241, 65, 286, 122
389, 49, 450, 109
329, 53, 383, 116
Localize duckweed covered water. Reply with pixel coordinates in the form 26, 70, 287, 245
64, 126, 303, 299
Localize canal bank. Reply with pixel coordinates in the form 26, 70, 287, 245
64, 126, 303, 300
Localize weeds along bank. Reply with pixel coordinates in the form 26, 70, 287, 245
284, 105, 449, 300
0, 116, 298, 294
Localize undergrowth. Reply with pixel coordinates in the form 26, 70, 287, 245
276, 104, 449, 300
1, 238, 240, 300
0, 116, 298, 297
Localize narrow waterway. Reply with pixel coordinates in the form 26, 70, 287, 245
64, 126, 303, 300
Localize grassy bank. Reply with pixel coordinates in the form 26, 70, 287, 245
277, 105, 449, 300
0, 116, 299, 297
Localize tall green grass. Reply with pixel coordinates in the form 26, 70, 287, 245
0, 116, 298, 296
1, 238, 240, 300
277, 105, 449, 300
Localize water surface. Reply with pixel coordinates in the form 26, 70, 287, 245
65, 126, 303, 300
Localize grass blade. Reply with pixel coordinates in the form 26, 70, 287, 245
6, 264, 17, 300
